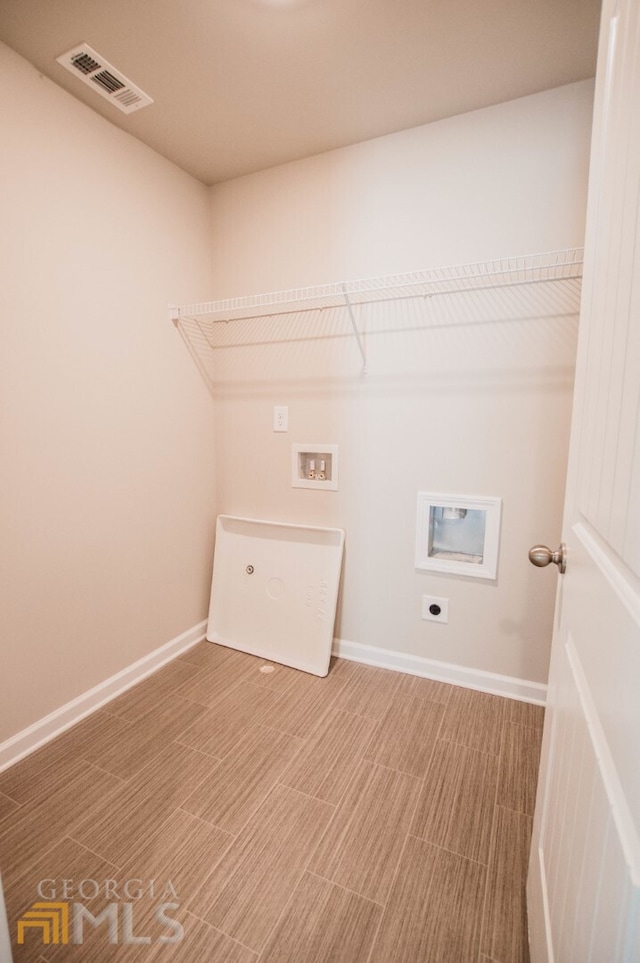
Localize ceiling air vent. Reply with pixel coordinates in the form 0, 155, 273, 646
56, 43, 153, 114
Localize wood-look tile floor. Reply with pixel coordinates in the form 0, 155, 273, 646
0, 643, 544, 963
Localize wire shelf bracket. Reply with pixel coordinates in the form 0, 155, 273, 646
340, 283, 367, 374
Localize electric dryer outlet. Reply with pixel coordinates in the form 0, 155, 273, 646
421, 595, 449, 623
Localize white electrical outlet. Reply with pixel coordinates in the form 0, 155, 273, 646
421, 595, 449, 623
273, 406, 288, 432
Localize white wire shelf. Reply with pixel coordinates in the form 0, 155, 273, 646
171, 247, 584, 377
172, 248, 583, 323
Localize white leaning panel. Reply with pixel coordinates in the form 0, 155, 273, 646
206, 515, 345, 677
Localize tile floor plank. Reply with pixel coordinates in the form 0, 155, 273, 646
0, 738, 88, 806
0, 656, 536, 963
255, 657, 357, 740
369, 836, 486, 963
505, 700, 545, 730
48, 893, 184, 962
395, 674, 453, 705
254, 658, 355, 720
177, 682, 285, 759
84, 695, 207, 781
191, 784, 334, 953
280, 708, 377, 805
439, 687, 505, 755
52, 709, 133, 765
481, 806, 533, 963
260, 871, 382, 963
0, 764, 122, 887
256, 666, 353, 739
70, 742, 220, 867
46, 894, 212, 962
120, 809, 234, 906
497, 723, 541, 816
177, 640, 239, 670
134, 912, 258, 962
330, 663, 402, 720
5, 836, 118, 963
364, 696, 444, 778
181, 724, 303, 833
309, 759, 422, 904
176, 650, 262, 707
0, 790, 21, 824
411, 739, 498, 865
106, 659, 204, 721
248, 661, 304, 695
324, 656, 360, 689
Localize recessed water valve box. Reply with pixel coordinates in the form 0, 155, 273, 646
292, 443, 339, 491
415, 492, 502, 580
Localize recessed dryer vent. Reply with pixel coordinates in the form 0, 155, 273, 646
415, 492, 502, 580
56, 44, 154, 114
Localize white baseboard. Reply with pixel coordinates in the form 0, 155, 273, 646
332, 637, 547, 705
0, 620, 208, 773
0, 625, 545, 774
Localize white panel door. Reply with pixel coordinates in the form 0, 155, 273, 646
527, 1, 640, 961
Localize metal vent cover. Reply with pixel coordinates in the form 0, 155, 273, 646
56, 43, 153, 114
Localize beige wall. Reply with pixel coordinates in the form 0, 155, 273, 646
0, 44, 216, 742
208, 80, 595, 685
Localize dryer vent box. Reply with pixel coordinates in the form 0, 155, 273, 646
415, 492, 502, 580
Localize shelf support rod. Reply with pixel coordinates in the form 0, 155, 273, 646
340, 285, 367, 374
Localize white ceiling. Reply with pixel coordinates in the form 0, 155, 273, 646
0, 0, 601, 185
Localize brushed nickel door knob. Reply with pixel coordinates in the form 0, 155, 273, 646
528, 543, 566, 574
